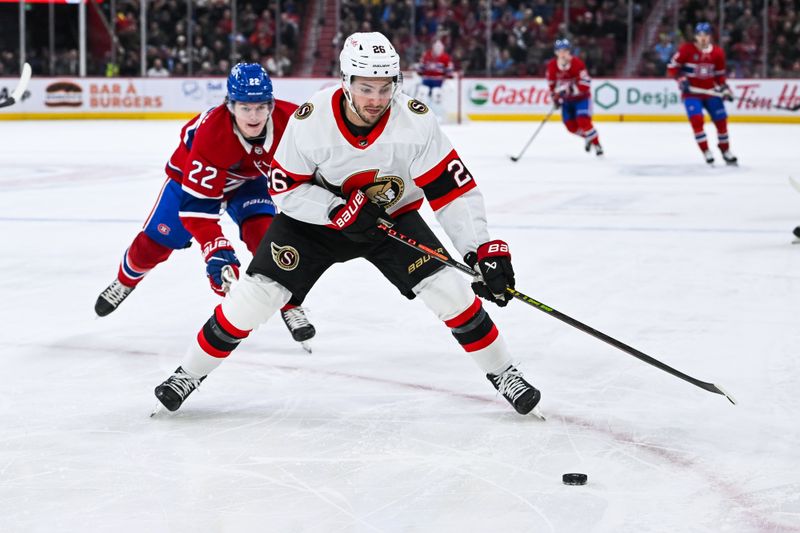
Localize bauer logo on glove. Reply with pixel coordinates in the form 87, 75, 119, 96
465, 240, 515, 307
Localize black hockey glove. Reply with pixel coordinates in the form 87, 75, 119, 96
329, 189, 391, 243
676, 76, 690, 95
465, 240, 515, 307
719, 83, 734, 102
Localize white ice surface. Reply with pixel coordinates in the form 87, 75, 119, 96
1, 119, 799, 533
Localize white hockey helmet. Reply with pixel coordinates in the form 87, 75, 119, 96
340, 32, 402, 104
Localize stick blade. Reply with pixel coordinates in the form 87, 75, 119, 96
509, 155, 519, 162
789, 176, 800, 194
11, 62, 32, 102
713, 384, 737, 405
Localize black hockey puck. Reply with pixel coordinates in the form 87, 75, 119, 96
562, 473, 588, 486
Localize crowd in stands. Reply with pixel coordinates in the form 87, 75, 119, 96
639, 0, 800, 78
337, 0, 652, 77
0, 0, 302, 78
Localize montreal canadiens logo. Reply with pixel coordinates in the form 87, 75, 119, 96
157, 223, 171, 235
408, 99, 428, 115
270, 242, 300, 271
294, 103, 314, 120
363, 176, 404, 209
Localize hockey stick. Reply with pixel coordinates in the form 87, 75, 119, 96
509, 106, 557, 162
687, 86, 764, 106
789, 176, 800, 196
0, 63, 32, 109
775, 102, 800, 112
377, 220, 737, 405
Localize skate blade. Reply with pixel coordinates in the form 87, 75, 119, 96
530, 407, 546, 421
150, 402, 170, 418
301, 341, 312, 354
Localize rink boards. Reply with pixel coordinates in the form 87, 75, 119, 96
1, 75, 799, 123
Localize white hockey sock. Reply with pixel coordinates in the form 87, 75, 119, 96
181, 343, 225, 378
468, 334, 513, 376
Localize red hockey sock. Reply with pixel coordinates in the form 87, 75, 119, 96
714, 119, 730, 151
577, 116, 599, 144
444, 297, 499, 353
117, 231, 173, 287
240, 215, 273, 255
689, 114, 709, 152
564, 119, 580, 136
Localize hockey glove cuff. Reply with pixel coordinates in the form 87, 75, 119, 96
202, 237, 240, 296
328, 189, 391, 243
465, 240, 515, 307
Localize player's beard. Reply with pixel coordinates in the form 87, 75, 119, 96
354, 100, 391, 126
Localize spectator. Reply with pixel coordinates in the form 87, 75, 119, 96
147, 58, 170, 77
653, 33, 676, 71
494, 48, 515, 75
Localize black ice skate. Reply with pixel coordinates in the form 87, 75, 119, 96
593, 143, 604, 156
703, 150, 715, 165
281, 306, 316, 353
95, 279, 135, 317
792, 226, 800, 244
487, 365, 543, 417
153, 366, 205, 413
720, 148, 738, 166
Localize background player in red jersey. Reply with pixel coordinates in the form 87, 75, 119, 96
415, 40, 454, 104
546, 38, 603, 156
95, 63, 316, 347
667, 22, 737, 166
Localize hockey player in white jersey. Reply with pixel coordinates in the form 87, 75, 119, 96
153, 32, 542, 416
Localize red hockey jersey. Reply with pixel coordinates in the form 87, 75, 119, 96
164, 99, 297, 244
667, 43, 727, 99
546, 56, 591, 102
417, 50, 454, 81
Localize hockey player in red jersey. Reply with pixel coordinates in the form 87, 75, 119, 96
546, 39, 603, 156
95, 63, 316, 346
667, 22, 737, 165
153, 32, 542, 418
416, 40, 454, 102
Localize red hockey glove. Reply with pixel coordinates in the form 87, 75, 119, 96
551, 92, 563, 109
329, 189, 392, 243
202, 237, 240, 296
465, 240, 515, 307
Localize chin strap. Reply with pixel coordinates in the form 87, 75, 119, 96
341, 85, 372, 124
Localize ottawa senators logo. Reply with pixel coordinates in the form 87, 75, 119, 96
270, 242, 300, 271
362, 175, 405, 209
408, 99, 428, 115
294, 103, 314, 120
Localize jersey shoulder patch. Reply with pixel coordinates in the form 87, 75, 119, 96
293, 102, 314, 120
407, 99, 429, 115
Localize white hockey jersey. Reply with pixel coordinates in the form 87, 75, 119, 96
269, 85, 490, 256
